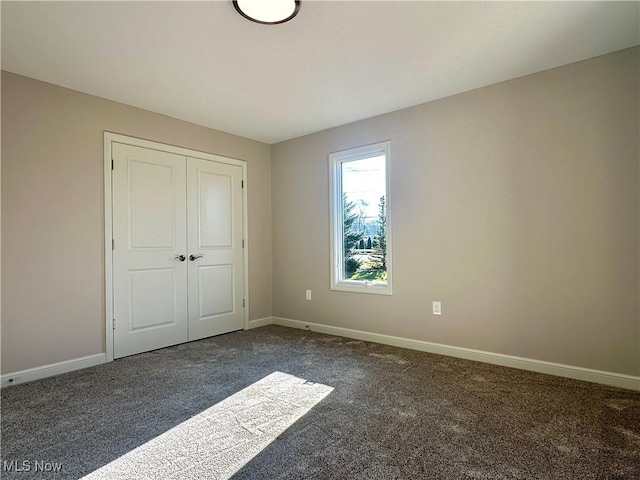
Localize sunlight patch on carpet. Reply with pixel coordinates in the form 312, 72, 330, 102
82, 372, 333, 479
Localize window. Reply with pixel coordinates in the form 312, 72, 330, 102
329, 141, 392, 295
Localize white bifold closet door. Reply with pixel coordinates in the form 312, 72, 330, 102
112, 143, 244, 359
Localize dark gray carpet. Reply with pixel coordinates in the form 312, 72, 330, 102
1, 325, 639, 479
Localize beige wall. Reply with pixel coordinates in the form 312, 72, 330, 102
271, 47, 640, 376
1, 72, 272, 373
2, 48, 639, 378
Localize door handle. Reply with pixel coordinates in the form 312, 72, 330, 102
189, 254, 204, 261
174, 255, 186, 262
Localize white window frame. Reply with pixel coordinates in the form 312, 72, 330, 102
329, 141, 392, 295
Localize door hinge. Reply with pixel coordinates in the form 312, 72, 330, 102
242, 239, 245, 248
243, 298, 245, 308
111, 159, 114, 170
241, 180, 244, 189
112, 238, 115, 250
112, 318, 116, 330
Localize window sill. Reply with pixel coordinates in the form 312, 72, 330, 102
331, 282, 392, 296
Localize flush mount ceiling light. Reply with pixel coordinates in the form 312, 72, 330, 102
233, 0, 301, 25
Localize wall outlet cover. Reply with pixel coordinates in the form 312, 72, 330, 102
433, 301, 441, 315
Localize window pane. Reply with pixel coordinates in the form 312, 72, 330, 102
340, 156, 387, 284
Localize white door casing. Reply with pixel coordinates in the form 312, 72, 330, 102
112, 143, 189, 358
187, 157, 244, 340
105, 134, 248, 361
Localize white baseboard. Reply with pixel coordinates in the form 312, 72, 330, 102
247, 317, 273, 329
4, 320, 637, 392
1, 353, 107, 388
271, 316, 640, 392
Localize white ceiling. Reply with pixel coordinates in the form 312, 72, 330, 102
2, 1, 639, 144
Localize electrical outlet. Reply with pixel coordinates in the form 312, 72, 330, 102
432, 301, 442, 315
305, 289, 312, 301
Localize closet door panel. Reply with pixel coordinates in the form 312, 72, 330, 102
187, 157, 244, 340
112, 143, 188, 358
